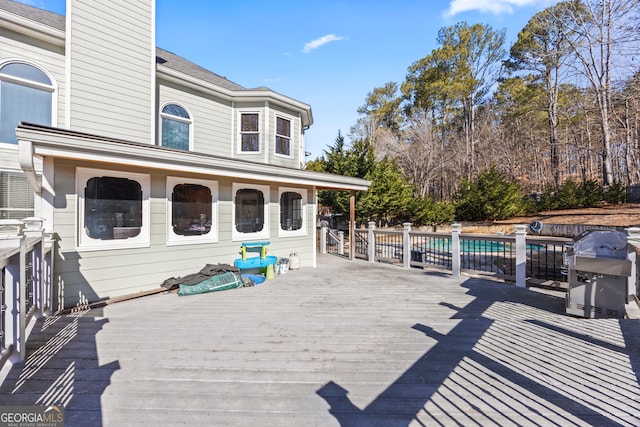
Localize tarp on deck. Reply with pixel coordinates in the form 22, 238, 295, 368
177, 271, 243, 296
161, 263, 252, 296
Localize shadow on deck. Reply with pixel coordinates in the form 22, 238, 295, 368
0, 255, 639, 426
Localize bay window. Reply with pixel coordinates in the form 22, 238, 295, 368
239, 112, 260, 152
275, 116, 292, 157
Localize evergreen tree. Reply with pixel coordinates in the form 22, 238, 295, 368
455, 165, 526, 221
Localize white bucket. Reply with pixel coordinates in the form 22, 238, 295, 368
289, 252, 300, 270
278, 263, 289, 274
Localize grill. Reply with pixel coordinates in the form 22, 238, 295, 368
563, 230, 633, 318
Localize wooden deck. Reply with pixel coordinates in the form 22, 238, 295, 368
1, 255, 640, 426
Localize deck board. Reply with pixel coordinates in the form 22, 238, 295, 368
1, 255, 640, 426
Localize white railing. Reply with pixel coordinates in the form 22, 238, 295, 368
319, 222, 640, 293
0, 218, 55, 369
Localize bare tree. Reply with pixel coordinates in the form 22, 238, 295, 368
372, 112, 452, 199
558, 0, 640, 185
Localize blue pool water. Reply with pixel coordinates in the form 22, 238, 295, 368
422, 238, 543, 253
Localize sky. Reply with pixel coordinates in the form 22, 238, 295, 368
19, 0, 558, 159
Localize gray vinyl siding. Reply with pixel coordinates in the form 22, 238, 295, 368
0, 27, 66, 133
52, 158, 316, 310
157, 80, 233, 155
68, 0, 153, 143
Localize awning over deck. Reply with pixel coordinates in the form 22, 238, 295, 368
16, 122, 371, 193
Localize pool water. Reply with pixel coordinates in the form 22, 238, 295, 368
422, 239, 542, 253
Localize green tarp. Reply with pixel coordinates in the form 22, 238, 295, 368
177, 271, 243, 296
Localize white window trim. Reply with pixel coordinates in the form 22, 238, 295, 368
278, 187, 307, 237
274, 114, 294, 159
159, 102, 193, 151
0, 59, 59, 134
232, 182, 270, 241
76, 167, 150, 251
237, 110, 262, 154
166, 176, 218, 246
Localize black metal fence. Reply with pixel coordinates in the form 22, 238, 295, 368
319, 225, 572, 285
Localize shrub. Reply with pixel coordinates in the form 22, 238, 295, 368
604, 182, 627, 204
455, 165, 527, 221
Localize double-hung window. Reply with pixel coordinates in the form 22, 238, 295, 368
166, 177, 218, 245
77, 168, 150, 250
275, 116, 292, 157
0, 62, 54, 145
239, 112, 260, 153
161, 103, 192, 150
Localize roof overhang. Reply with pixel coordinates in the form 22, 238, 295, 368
157, 66, 313, 128
16, 123, 369, 192
0, 8, 65, 47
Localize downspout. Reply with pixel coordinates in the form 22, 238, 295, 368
18, 139, 41, 195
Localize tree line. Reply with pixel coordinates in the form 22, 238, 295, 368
307, 0, 640, 226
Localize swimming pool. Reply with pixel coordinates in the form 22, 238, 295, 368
421, 238, 543, 253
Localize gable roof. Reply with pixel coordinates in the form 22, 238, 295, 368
0, 0, 310, 124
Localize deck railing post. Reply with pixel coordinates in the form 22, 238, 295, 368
338, 231, 344, 255
43, 232, 55, 315
0, 220, 27, 362
626, 227, 640, 297
320, 221, 328, 254
515, 224, 527, 288
368, 221, 376, 262
451, 223, 461, 277
23, 218, 45, 318
403, 222, 411, 269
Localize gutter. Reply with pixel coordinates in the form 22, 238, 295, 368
0, 10, 65, 47
18, 138, 41, 194
16, 123, 370, 192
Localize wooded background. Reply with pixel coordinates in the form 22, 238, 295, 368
308, 0, 640, 225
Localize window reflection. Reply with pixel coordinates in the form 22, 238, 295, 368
172, 183, 212, 236
84, 176, 142, 240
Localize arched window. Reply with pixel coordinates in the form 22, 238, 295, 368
0, 62, 54, 144
160, 103, 192, 150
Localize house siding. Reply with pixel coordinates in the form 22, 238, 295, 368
3, 1, 364, 314
0, 26, 66, 138
67, 0, 154, 143
52, 158, 316, 310
157, 79, 233, 154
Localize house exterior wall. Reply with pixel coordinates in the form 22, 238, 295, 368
0, 17, 64, 219
267, 104, 303, 168
2, 0, 367, 312
67, 0, 154, 143
0, 26, 66, 132
157, 79, 233, 155
52, 157, 316, 310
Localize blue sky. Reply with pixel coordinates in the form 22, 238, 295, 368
20, 0, 557, 159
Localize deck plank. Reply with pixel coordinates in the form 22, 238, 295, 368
1, 255, 640, 426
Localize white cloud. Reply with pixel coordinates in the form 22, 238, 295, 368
302, 34, 345, 54
443, 0, 540, 17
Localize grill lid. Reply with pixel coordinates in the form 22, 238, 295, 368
572, 230, 628, 260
